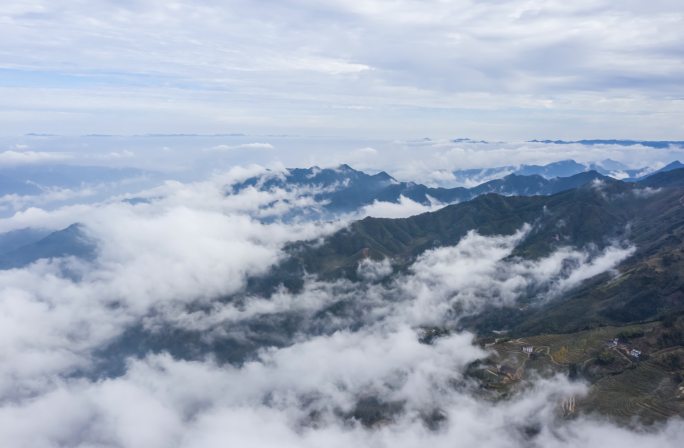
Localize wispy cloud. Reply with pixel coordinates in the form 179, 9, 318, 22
0, 150, 71, 165
0, 1, 682, 137
208, 142, 275, 151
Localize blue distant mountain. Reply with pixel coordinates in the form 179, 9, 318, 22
0, 164, 159, 196
1, 164, 676, 271
233, 164, 612, 215
452, 159, 684, 185
627, 160, 684, 181
0, 223, 96, 270
515, 160, 588, 178
452, 159, 626, 185
0, 227, 51, 254
0, 164, 166, 216
529, 139, 684, 149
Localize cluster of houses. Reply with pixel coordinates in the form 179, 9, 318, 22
608, 338, 642, 359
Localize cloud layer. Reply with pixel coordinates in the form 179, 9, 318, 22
1, 1, 683, 137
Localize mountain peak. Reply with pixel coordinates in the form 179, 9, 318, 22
371, 171, 396, 182
336, 163, 356, 172
663, 160, 684, 169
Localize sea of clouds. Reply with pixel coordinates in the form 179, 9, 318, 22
0, 165, 681, 447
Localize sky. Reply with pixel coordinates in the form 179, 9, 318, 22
1, 0, 683, 139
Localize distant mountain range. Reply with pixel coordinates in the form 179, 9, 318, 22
2, 162, 682, 272
529, 139, 684, 149
7, 164, 684, 271
234, 164, 618, 215
452, 159, 684, 186
234, 162, 684, 216
0, 164, 160, 196
269, 167, 684, 338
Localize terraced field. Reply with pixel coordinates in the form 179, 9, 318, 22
483, 321, 684, 423
582, 360, 682, 423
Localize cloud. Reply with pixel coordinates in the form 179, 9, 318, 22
208, 142, 275, 151
0, 150, 71, 165
353, 147, 378, 157
100, 149, 135, 159
0, 188, 95, 212
3, 136, 684, 192
632, 186, 662, 198
1, 1, 683, 137
0, 333, 681, 447
368, 139, 684, 186
360, 195, 444, 218
0, 170, 346, 399
357, 258, 393, 281
395, 229, 635, 325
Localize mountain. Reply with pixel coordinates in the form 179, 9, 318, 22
0, 227, 51, 254
639, 167, 684, 188
529, 139, 684, 149
271, 171, 684, 334
277, 177, 626, 280
450, 166, 516, 186
0, 168, 609, 271
233, 164, 612, 215
234, 164, 446, 213
100, 169, 684, 422
19, 170, 683, 329
626, 160, 684, 181
0, 164, 156, 195
0, 224, 96, 270
451, 159, 636, 185
469, 171, 607, 197
451, 158, 684, 186
515, 159, 588, 178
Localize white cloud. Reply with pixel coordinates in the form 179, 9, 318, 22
361, 195, 444, 218
208, 142, 275, 151
341, 228, 635, 327
0, 150, 71, 165
0, 186, 98, 212
357, 258, 393, 281
0, 1, 683, 137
